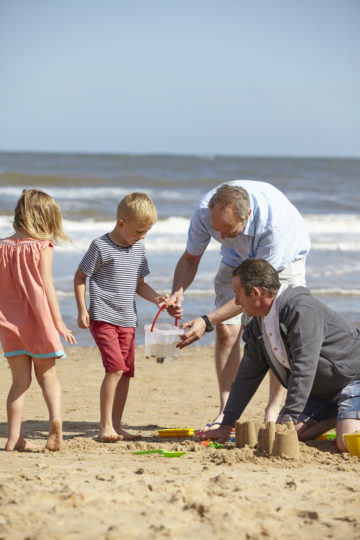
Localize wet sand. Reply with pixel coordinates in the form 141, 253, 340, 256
0, 345, 359, 539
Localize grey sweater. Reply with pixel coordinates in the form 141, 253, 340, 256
222, 286, 360, 426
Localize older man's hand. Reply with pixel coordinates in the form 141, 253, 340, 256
199, 425, 233, 444
176, 317, 207, 348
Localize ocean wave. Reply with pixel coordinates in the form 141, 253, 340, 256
304, 214, 360, 234
1, 214, 360, 253
54, 287, 360, 298
0, 184, 199, 203
312, 288, 360, 297
311, 242, 360, 251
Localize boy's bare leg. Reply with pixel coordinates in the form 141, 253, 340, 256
99, 371, 123, 442
34, 358, 63, 451
336, 418, 360, 452
112, 376, 140, 440
264, 370, 285, 422
5, 355, 38, 451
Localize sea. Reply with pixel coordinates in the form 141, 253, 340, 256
0, 152, 360, 349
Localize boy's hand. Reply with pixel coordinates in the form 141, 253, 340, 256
77, 310, 90, 329
153, 294, 174, 309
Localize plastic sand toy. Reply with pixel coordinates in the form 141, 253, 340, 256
158, 428, 195, 438
343, 431, 360, 457
316, 432, 336, 441
133, 449, 186, 458
198, 440, 225, 449
144, 306, 183, 363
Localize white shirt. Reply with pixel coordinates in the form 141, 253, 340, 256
262, 283, 291, 370
186, 180, 310, 271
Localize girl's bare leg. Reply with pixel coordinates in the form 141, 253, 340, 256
33, 358, 62, 451
99, 371, 123, 442
5, 355, 34, 451
112, 376, 140, 440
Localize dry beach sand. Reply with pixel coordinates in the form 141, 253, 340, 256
0, 345, 359, 540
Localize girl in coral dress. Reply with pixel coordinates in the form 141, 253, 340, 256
0, 189, 76, 451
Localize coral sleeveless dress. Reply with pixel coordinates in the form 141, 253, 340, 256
0, 238, 65, 359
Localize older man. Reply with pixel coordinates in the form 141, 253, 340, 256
200, 258, 360, 452
170, 180, 310, 430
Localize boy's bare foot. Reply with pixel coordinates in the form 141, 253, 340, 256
116, 427, 141, 441
99, 425, 123, 443
5, 437, 39, 452
44, 419, 62, 451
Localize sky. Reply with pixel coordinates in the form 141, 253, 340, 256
0, 0, 359, 157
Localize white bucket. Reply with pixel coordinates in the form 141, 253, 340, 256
144, 322, 183, 362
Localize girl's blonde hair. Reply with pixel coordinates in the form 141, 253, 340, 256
13, 189, 70, 243
117, 192, 157, 225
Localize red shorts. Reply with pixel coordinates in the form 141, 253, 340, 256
90, 321, 136, 376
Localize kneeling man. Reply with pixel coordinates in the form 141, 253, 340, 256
199, 258, 360, 452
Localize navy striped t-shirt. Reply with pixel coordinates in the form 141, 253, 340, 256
79, 234, 150, 327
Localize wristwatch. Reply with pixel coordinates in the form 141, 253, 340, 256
281, 414, 295, 425
201, 315, 214, 333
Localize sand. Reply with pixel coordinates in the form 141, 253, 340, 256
0, 345, 359, 540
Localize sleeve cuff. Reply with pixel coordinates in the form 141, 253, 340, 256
222, 414, 238, 427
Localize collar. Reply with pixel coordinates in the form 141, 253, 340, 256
264, 283, 289, 323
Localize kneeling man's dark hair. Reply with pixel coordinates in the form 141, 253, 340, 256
232, 258, 280, 296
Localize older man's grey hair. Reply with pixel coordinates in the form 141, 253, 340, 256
208, 184, 251, 221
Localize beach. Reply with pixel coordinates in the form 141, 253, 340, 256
0, 345, 359, 540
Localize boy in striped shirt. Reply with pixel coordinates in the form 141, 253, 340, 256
74, 193, 172, 442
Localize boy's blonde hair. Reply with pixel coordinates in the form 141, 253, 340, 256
117, 192, 157, 225
13, 189, 70, 243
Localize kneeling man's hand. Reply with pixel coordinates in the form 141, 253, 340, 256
198, 425, 233, 444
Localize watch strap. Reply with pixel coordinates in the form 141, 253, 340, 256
201, 314, 214, 332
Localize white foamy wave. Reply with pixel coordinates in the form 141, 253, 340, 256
311, 241, 360, 251
312, 288, 360, 297
2, 214, 360, 254
64, 219, 113, 233
148, 216, 190, 235
0, 185, 193, 202
304, 214, 360, 234
52, 286, 360, 299
0, 215, 12, 230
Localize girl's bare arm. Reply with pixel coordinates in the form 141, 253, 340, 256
39, 245, 76, 344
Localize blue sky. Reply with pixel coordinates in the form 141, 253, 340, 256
0, 0, 359, 157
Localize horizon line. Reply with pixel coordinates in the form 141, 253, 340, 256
0, 149, 359, 160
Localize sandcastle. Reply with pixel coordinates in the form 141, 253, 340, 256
235, 419, 300, 459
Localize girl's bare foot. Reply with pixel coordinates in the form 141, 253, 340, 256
116, 427, 141, 441
5, 437, 40, 452
99, 425, 123, 442
44, 419, 62, 451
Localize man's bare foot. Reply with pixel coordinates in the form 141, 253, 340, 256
44, 419, 62, 451
5, 437, 39, 452
99, 425, 123, 443
116, 427, 141, 441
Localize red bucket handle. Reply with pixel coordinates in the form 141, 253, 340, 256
150, 305, 178, 332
